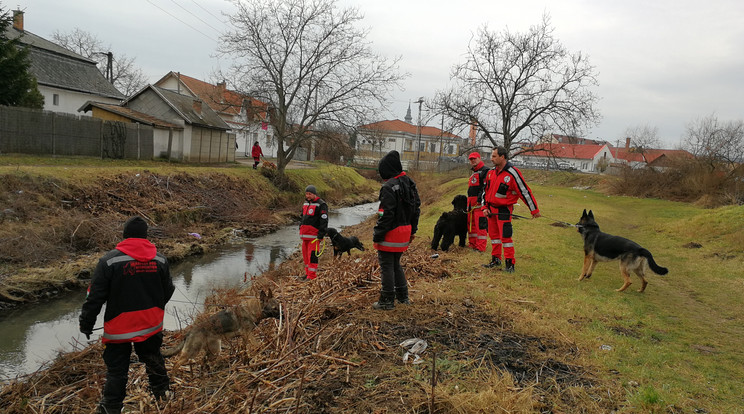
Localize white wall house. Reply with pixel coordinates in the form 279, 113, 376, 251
515, 143, 615, 173
7, 10, 124, 114
154, 72, 276, 159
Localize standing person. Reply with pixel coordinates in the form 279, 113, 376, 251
251, 141, 264, 169
372, 150, 421, 310
481, 146, 541, 273
467, 152, 489, 252
79, 216, 175, 414
299, 185, 328, 280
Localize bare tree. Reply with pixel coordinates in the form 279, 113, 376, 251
433, 14, 600, 156
623, 124, 661, 162
218, 0, 405, 175
51, 28, 148, 97
683, 114, 744, 169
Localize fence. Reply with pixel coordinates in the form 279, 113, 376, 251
0, 105, 154, 159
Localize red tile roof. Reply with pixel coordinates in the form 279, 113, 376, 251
360, 119, 461, 139
612, 148, 693, 163
526, 143, 607, 160
172, 73, 268, 120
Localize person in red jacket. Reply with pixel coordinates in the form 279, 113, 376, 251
481, 146, 541, 273
467, 152, 489, 252
79, 216, 175, 414
251, 141, 264, 169
372, 150, 421, 309
299, 185, 328, 280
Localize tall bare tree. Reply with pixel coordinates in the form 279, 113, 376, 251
433, 14, 600, 156
218, 0, 404, 175
683, 114, 744, 169
623, 124, 661, 162
51, 28, 148, 97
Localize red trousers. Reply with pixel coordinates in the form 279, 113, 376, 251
468, 208, 488, 252
486, 205, 515, 263
301, 238, 320, 279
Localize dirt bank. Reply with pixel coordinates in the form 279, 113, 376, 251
0, 163, 378, 308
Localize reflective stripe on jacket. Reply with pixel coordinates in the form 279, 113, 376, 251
482, 163, 539, 214
299, 197, 328, 239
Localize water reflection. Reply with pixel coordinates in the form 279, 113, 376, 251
0, 202, 377, 380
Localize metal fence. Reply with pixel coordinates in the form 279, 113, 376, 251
0, 105, 154, 159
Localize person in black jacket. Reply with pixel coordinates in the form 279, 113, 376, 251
79, 216, 175, 413
372, 151, 421, 309
299, 185, 328, 280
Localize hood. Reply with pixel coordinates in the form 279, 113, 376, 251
472, 161, 485, 171
378, 150, 403, 180
115, 238, 158, 262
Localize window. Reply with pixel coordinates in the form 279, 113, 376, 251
52, 94, 59, 106
419, 142, 425, 152
448, 145, 454, 154
430, 143, 436, 152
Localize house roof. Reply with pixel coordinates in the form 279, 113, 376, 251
78, 101, 183, 129
124, 85, 231, 130
5, 27, 124, 100
549, 134, 607, 146
525, 143, 608, 160
154, 72, 268, 120
612, 148, 693, 164
360, 119, 461, 139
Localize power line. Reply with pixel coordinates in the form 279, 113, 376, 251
145, 0, 218, 42
190, 0, 228, 25
168, 0, 224, 36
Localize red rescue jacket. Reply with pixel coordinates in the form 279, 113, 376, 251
467, 161, 489, 210
482, 162, 539, 214
299, 196, 328, 240
373, 151, 421, 252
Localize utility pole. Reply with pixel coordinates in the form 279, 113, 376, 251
95, 51, 113, 83
415, 97, 424, 170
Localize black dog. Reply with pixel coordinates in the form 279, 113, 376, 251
431, 194, 468, 251
326, 227, 365, 258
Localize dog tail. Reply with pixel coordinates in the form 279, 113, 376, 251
640, 249, 668, 275
161, 336, 186, 358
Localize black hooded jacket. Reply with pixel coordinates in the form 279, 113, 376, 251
373, 151, 421, 247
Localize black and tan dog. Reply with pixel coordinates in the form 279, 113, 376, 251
162, 289, 280, 367
431, 194, 468, 251
577, 209, 668, 292
326, 227, 365, 258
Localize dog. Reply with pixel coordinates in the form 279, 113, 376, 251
431, 194, 468, 251
162, 289, 280, 366
326, 227, 365, 258
577, 210, 668, 292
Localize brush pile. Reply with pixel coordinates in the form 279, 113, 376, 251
0, 244, 618, 413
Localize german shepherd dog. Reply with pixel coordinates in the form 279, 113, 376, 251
326, 227, 365, 258
577, 210, 668, 292
162, 289, 280, 366
431, 194, 468, 251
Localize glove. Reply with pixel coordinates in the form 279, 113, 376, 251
80, 327, 92, 340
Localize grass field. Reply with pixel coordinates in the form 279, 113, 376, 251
420, 174, 744, 412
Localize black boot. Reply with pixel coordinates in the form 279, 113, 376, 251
395, 286, 411, 305
372, 291, 395, 310
505, 259, 515, 273
482, 256, 502, 268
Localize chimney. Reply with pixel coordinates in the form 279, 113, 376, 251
625, 137, 631, 149
217, 81, 226, 93
193, 99, 202, 115
12, 9, 24, 31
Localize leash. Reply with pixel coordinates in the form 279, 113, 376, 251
311, 238, 326, 257
511, 213, 578, 228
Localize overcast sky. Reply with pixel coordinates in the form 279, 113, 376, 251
15, 0, 744, 148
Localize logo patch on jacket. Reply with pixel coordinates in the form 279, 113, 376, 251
308, 208, 314, 215
378, 209, 384, 217
504, 176, 511, 183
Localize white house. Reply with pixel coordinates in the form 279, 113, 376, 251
6, 10, 124, 114
154, 72, 276, 159
515, 143, 615, 173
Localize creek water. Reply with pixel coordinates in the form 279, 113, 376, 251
0, 202, 378, 381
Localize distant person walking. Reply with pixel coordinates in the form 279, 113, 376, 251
372, 150, 421, 309
299, 185, 328, 280
467, 152, 489, 252
481, 146, 540, 273
79, 216, 175, 414
251, 141, 264, 169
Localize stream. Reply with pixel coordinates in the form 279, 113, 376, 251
0, 202, 378, 381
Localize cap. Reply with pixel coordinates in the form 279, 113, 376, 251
123, 216, 148, 239
468, 152, 481, 160
304, 185, 317, 195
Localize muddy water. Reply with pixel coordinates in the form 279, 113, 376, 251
0, 202, 378, 381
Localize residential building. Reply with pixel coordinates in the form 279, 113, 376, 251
611, 138, 693, 170
516, 142, 615, 173
356, 118, 464, 169
154, 72, 275, 158
6, 10, 124, 114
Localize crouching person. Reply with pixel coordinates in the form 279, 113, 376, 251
79, 216, 175, 413
372, 151, 421, 310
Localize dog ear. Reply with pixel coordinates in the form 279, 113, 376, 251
581, 209, 587, 218
588, 210, 594, 218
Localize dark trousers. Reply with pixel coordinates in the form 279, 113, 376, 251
378, 251, 406, 293
253, 157, 260, 169
101, 332, 169, 410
